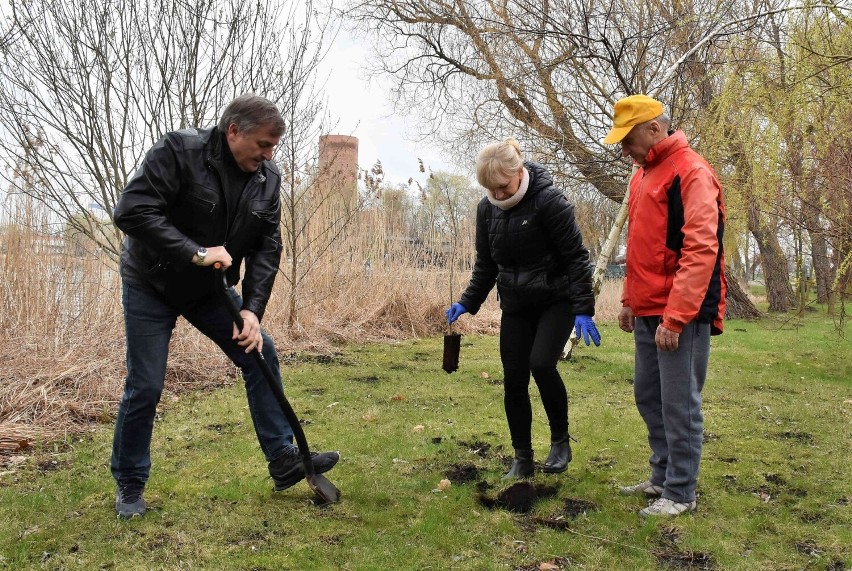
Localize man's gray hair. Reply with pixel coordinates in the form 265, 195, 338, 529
655, 113, 672, 128
218, 94, 285, 135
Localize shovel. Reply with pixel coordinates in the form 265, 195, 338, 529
214, 264, 340, 504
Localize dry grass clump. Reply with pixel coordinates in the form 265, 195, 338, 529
0, 221, 235, 453
273, 263, 501, 346
0, 333, 124, 452
594, 278, 624, 322
0, 300, 236, 453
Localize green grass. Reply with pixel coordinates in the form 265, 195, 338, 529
748, 283, 767, 297
2, 314, 851, 570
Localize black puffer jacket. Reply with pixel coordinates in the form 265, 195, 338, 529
113, 127, 283, 320
458, 162, 595, 315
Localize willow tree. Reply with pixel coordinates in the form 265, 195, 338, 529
793, 11, 852, 313
701, 6, 852, 312
700, 75, 796, 313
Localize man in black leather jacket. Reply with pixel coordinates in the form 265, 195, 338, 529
110, 94, 339, 518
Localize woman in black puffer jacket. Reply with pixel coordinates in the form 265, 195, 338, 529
446, 138, 601, 479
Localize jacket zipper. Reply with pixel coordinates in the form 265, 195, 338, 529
208, 156, 231, 246
504, 210, 519, 288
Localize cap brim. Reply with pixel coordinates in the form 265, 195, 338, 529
603, 125, 633, 144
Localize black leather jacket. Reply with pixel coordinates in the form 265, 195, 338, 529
458, 162, 595, 315
114, 127, 283, 320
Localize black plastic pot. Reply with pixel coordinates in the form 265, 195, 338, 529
442, 333, 461, 373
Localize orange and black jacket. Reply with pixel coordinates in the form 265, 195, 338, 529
621, 131, 727, 334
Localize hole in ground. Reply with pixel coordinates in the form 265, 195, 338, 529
457, 439, 494, 458
655, 549, 715, 570
534, 498, 598, 529
479, 482, 559, 514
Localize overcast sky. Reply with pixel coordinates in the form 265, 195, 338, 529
319, 27, 462, 187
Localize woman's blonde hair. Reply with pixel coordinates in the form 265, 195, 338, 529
476, 138, 523, 189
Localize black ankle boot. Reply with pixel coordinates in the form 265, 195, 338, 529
542, 434, 572, 473
502, 449, 534, 480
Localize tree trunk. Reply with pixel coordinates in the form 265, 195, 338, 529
748, 201, 793, 312
805, 215, 832, 305
562, 186, 630, 359
724, 264, 761, 319
834, 250, 852, 302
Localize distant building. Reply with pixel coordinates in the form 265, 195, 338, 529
317, 135, 358, 211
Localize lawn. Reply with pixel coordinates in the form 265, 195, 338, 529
1, 314, 850, 570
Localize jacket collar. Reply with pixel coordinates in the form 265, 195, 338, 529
485, 167, 530, 210
643, 130, 689, 167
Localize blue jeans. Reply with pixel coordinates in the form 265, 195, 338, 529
110, 281, 294, 485
633, 317, 710, 503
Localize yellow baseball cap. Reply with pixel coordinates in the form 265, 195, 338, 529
603, 95, 665, 144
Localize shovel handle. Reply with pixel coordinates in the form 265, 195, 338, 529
212, 263, 317, 478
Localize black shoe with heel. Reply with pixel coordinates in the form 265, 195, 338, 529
502, 448, 534, 480
542, 433, 572, 473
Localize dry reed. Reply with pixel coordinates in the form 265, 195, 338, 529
0, 209, 621, 455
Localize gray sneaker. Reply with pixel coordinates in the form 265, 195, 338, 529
639, 497, 697, 518
619, 479, 664, 497
115, 482, 146, 518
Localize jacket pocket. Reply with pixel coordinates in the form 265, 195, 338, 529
250, 198, 278, 224
184, 184, 219, 213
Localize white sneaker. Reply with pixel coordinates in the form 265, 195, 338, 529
639, 497, 697, 518
619, 480, 664, 497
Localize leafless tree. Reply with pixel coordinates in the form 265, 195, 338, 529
0, 0, 321, 260
271, 1, 360, 330
344, 0, 769, 199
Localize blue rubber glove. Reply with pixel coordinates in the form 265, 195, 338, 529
446, 303, 468, 324
574, 314, 601, 346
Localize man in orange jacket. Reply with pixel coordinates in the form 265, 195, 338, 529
605, 95, 727, 518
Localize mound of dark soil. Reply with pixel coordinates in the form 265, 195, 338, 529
444, 463, 480, 483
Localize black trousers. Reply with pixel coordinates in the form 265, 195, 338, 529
499, 301, 575, 450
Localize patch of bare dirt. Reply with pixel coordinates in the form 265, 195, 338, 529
794, 539, 823, 557
444, 463, 480, 483
37, 458, 70, 473
651, 522, 715, 570
479, 482, 559, 514
654, 550, 715, 570
457, 439, 495, 459
534, 498, 598, 529
773, 430, 815, 445
512, 556, 572, 571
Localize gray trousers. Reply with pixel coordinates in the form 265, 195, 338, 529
633, 317, 710, 503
